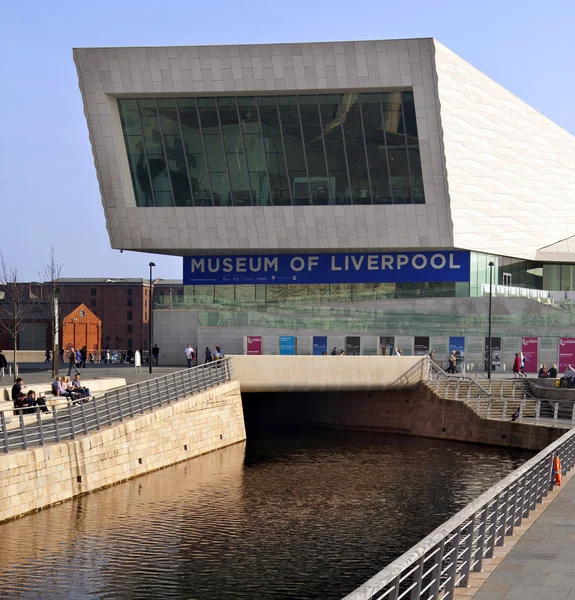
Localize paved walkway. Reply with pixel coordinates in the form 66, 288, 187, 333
0, 365, 188, 387
461, 469, 575, 599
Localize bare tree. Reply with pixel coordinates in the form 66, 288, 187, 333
40, 246, 63, 378
0, 254, 31, 380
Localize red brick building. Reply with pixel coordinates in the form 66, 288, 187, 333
0, 279, 184, 352
61, 303, 102, 354
56, 278, 183, 353
55, 279, 151, 352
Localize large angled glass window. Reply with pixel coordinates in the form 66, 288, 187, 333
118, 91, 425, 207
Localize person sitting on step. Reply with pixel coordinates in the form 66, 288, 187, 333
561, 365, 575, 388
13, 392, 33, 415
26, 390, 50, 414
71, 374, 90, 398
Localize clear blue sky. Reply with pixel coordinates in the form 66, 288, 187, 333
1, 0, 574, 281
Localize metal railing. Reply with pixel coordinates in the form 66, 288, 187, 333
426, 358, 492, 400
343, 426, 575, 600
0, 358, 232, 454
425, 359, 575, 428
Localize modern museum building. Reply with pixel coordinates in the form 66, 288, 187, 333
74, 37, 575, 369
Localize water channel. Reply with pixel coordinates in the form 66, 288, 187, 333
0, 418, 530, 600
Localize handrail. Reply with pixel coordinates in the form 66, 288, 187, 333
343, 426, 575, 600
427, 358, 491, 399
0, 358, 232, 453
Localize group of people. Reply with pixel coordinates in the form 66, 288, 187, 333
204, 346, 224, 364
183, 345, 225, 367
538, 364, 558, 379
11, 378, 50, 414
56, 346, 89, 369
512, 352, 527, 378
9, 373, 92, 415
52, 375, 91, 403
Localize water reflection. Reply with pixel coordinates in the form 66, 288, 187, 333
0, 427, 529, 600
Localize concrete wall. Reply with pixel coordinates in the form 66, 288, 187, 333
1, 350, 46, 363
0, 381, 246, 523
248, 385, 563, 450
231, 355, 425, 392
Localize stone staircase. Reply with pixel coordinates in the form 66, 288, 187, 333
426, 377, 540, 421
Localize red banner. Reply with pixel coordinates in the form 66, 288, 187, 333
559, 338, 575, 372
521, 337, 538, 373
246, 336, 262, 355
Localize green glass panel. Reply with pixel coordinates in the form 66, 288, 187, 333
210, 172, 231, 207
318, 95, 350, 204
408, 148, 424, 204
118, 99, 141, 136
227, 155, 252, 206
138, 99, 173, 206
158, 99, 192, 206
188, 153, 211, 206
258, 97, 290, 206
388, 147, 412, 204
238, 97, 261, 134
218, 97, 243, 153
402, 95, 419, 143
177, 99, 204, 154
279, 96, 309, 205
118, 100, 152, 207
298, 95, 329, 205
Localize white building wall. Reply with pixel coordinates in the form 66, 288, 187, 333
433, 41, 575, 260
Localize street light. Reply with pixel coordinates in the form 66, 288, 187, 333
487, 261, 495, 380
148, 262, 156, 374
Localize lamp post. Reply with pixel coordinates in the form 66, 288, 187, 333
148, 262, 156, 374
487, 261, 495, 380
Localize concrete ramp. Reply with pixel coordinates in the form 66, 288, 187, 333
231, 355, 425, 392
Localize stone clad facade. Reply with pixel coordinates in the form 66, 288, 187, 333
75, 38, 575, 259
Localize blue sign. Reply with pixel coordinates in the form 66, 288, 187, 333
313, 336, 328, 355
279, 336, 295, 355
449, 337, 465, 353
183, 251, 470, 285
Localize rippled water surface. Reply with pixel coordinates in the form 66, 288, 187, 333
0, 425, 530, 600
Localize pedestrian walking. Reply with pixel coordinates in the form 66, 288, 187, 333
185, 344, 196, 368
80, 346, 87, 368
204, 347, 213, 364
513, 353, 522, 378
68, 348, 81, 377
448, 351, 457, 373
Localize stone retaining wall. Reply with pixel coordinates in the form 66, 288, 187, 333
244, 385, 564, 450
0, 381, 246, 523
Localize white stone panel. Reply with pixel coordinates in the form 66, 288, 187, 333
433, 40, 575, 260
